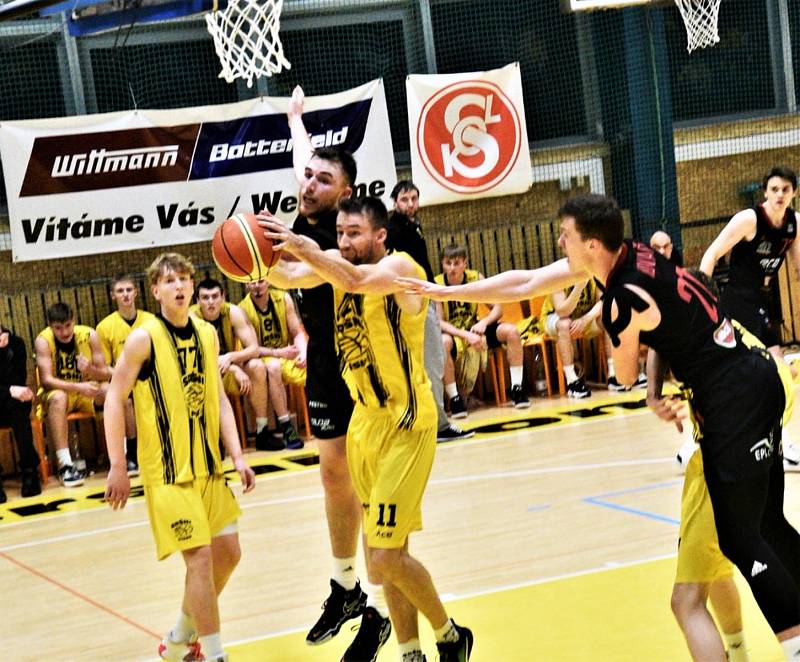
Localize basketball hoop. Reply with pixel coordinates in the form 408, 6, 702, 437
205, 0, 291, 88
674, 0, 721, 52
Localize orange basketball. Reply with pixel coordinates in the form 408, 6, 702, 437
211, 212, 281, 283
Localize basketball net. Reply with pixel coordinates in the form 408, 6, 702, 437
674, 0, 721, 53
205, 0, 291, 88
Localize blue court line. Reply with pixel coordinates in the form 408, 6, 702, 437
583, 479, 683, 526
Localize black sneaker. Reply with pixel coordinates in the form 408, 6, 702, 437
436, 424, 475, 443
436, 622, 474, 662
449, 394, 467, 419
401, 652, 427, 662
607, 376, 630, 392
59, 464, 85, 487
511, 385, 531, 409
306, 579, 367, 645
567, 379, 591, 399
340, 606, 391, 662
20, 468, 41, 498
633, 374, 648, 389
126, 459, 140, 477
255, 427, 285, 451
282, 423, 304, 450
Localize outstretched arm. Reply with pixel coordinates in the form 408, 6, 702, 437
397, 258, 588, 304
287, 86, 313, 185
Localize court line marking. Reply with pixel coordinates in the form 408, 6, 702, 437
0, 458, 678, 552
583, 479, 683, 525
0, 550, 161, 641
219, 550, 679, 648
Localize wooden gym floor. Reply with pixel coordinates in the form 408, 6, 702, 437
1, 387, 796, 661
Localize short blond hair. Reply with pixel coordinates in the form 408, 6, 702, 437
146, 252, 195, 286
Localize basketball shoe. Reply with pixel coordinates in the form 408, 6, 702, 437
58, 463, 85, 487
126, 459, 140, 477
340, 606, 391, 662
567, 378, 591, 398
607, 376, 630, 392
448, 394, 468, 419
437, 424, 475, 442
511, 384, 531, 408
306, 579, 367, 645
281, 422, 304, 450
158, 635, 201, 661
436, 622, 474, 662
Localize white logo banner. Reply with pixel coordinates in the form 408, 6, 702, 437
0, 79, 395, 262
407, 62, 532, 206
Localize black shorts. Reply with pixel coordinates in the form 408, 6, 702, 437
721, 285, 780, 348
305, 340, 353, 439
693, 349, 785, 482
449, 321, 501, 358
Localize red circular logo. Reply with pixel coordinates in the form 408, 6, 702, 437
416, 80, 522, 194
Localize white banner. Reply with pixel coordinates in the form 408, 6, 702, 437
0, 79, 395, 262
407, 62, 532, 206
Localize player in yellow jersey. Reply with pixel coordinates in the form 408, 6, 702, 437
239, 279, 307, 450
189, 278, 276, 448
104, 253, 256, 662
436, 244, 530, 415
96, 274, 155, 477
35, 302, 110, 487
260, 197, 473, 662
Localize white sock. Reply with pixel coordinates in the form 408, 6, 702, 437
723, 630, 749, 662
333, 556, 357, 591
607, 358, 615, 378
445, 382, 459, 399
56, 448, 72, 468
256, 417, 268, 433
509, 365, 523, 388
564, 364, 578, 383
434, 618, 458, 643
198, 633, 223, 658
366, 582, 389, 618
781, 634, 800, 659
399, 638, 422, 659
169, 610, 195, 643
278, 414, 290, 425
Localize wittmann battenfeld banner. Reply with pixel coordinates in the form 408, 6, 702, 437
0, 79, 395, 262
407, 62, 532, 206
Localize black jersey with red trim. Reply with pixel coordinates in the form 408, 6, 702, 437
601, 240, 754, 392
727, 204, 797, 290
292, 209, 338, 345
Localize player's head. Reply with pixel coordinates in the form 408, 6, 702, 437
196, 278, 225, 320
300, 148, 357, 219
557, 194, 624, 269
649, 231, 673, 260
246, 278, 268, 299
441, 244, 468, 283
109, 274, 139, 309
336, 196, 388, 265
146, 253, 195, 310
762, 166, 797, 207
46, 302, 76, 343
391, 180, 420, 218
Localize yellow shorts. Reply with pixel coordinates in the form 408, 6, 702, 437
347, 407, 436, 549
263, 357, 306, 387
37, 388, 95, 419
222, 371, 240, 396
675, 450, 734, 584
144, 475, 241, 561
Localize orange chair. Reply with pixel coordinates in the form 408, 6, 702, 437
0, 417, 49, 482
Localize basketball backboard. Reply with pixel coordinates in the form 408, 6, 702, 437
0, 0, 218, 34
561, 0, 658, 11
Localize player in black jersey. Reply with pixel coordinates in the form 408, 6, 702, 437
399, 193, 800, 658
701, 166, 800, 472
256, 87, 389, 661
700, 166, 800, 350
